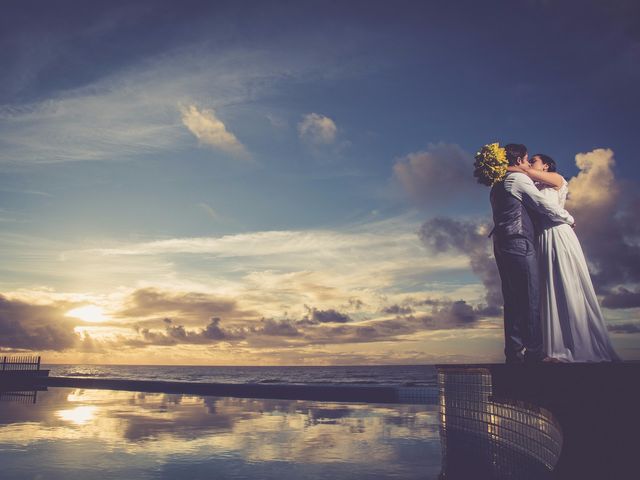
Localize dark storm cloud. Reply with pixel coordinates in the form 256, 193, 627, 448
419, 217, 502, 314
0, 294, 79, 350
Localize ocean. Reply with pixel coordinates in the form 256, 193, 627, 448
45, 363, 438, 388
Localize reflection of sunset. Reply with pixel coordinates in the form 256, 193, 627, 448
56, 406, 97, 425
65, 305, 107, 323
0, 388, 439, 473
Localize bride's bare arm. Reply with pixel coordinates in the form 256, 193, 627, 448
506, 166, 564, 189
523, 169, 565, 189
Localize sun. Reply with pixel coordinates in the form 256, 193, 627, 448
65, 305, 107, 323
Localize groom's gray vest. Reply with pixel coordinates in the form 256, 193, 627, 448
490, 179, 537, 243
490, 176, 543, 362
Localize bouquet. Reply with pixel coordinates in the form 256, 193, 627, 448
473, 142, 507, 186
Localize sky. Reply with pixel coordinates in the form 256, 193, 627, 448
1, 0, 639, 365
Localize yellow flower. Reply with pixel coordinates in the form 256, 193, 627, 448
473, 142, 507, 186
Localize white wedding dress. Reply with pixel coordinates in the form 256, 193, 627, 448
537, 180, 620, 362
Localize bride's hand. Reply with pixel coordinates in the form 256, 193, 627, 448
506, 165, 527, 173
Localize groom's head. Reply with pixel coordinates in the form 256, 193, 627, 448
504, 143, 529, 167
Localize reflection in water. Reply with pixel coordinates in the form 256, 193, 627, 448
0, 387, 441, 479
56, 405, 98, 425
438, 367, 562, 480
0, 390, 39, 404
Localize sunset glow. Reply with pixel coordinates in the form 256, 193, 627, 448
66, 306, 107, 323
0, 1, 638, 365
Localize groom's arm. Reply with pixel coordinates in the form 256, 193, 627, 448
506, 173, 575, 225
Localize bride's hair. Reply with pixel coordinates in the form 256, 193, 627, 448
504, 143, 527, 166
533, 154, 557, 172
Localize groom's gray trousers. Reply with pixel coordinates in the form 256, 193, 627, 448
493, 237, 544, 362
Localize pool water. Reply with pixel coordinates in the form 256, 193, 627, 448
0, 387, 442, 479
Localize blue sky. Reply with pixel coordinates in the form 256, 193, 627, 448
1, 0, 639, 364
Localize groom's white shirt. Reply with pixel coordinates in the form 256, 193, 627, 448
504, 172, 575, 226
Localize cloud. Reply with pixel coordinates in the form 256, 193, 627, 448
419, 217, 502, 315
298, 113, 337, 144
0, 41, 349, 164
565, 148, 640, 297
73, 215, 471, 323
197, 203, 222, 221
0, 294, 79, 350
131, 316, 245, 347
399, 298, 491, 330
381, 305, 414, 315
119, 288, 252, 323
607, 322, 640, 334
180, 104, 250, 158
95, 230, 393, 257
568, 148, 618, 209
0, 89, 182, 163
121, 297, 494, 349
601, 287, 640, 309
429, 300, 478, 325
412, 148, 640, 316
300, 307, 489, 346
393, 143, 482, 206
255, 318, 301, 337
304, 307, 352, 324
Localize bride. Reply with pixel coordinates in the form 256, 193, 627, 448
508, 154, 620, 362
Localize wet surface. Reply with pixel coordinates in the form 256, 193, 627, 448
0, 387, 441, 479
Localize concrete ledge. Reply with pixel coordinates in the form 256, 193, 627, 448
1, 375, 437, 405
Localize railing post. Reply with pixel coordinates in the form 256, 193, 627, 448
2, 356, 5, 371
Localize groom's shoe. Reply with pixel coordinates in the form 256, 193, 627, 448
506, 347, 525, 364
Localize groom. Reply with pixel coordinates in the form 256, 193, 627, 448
490, 144, 575, 363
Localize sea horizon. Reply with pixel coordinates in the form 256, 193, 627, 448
43, 363, 440, 387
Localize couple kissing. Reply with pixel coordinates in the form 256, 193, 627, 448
489, 143, 620, 364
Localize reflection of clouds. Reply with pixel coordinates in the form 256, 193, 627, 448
0, 388, 438, 466
188, 401, 439, 464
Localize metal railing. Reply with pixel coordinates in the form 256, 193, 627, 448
1, 355, 41, 372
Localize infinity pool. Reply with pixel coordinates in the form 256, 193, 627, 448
0, 387, 442, 479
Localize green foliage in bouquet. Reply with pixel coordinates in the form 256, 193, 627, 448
473, 142, 507, 186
